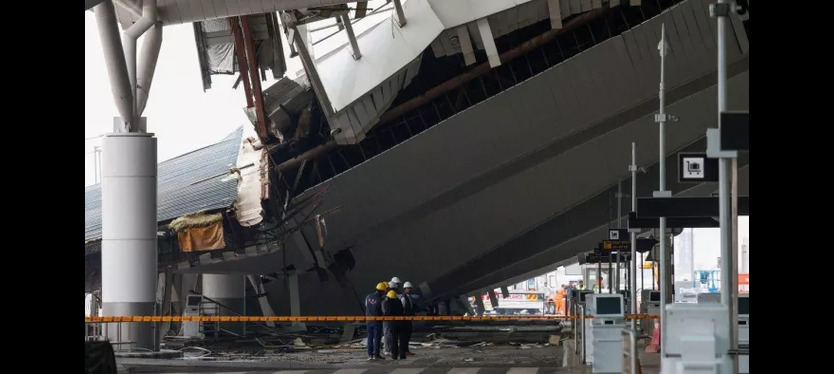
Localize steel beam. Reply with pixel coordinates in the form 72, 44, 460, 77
456, 25, 476, 66
341, 14, 361, 60
230, 18, 254, 108
547, 0, 563, 29
477, 18, 501, 68
393, 0, 407, 27
241, 16, 270, 141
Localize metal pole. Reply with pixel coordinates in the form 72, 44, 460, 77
614, 181, 623, 292
657, 23, 670, 358
641, 252, 644, 292
714, 1, 738, 371
580, 305, 586, 364
242, 274, 247, 337
630, 142, 638, 333
652, 248, 657, 290
608, 254, 613, 294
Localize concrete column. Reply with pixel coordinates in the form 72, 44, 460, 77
101, 132, 157, 350
288, 272, 306, 331
488, 290, 499, 308
473, 294, 486, 316
203, 274, 246, 335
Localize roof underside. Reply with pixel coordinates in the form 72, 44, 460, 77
113, 0, 358, 29
84, 127, 243, 242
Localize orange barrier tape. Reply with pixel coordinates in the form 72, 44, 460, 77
85, 314, 661, 323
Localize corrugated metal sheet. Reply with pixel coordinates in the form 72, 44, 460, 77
85, 127, 243, 242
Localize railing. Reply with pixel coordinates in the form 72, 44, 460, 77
622, 328, 638, 374
84, 320, 139, 352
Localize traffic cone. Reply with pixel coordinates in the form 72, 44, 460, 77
645, 321, 660, 353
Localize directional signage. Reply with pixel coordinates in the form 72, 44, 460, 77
678, 152, 718, 183
608, 228, 628, 241
578, 251, 632, 265
602, 240, 630, 251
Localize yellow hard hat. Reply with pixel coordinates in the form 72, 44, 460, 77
386, 290, 398, 299
376, 282, 388, 291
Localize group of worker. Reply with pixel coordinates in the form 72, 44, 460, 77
554, 280, 587, 315
364, 277, 419, 361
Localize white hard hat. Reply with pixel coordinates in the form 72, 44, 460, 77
403, 281, 413, 288
390, 276, 402, 284
388, 281, 396, 288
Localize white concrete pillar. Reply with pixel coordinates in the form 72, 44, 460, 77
203, 274, 246, 335
101, 132, 157, 350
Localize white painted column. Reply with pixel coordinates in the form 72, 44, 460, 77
101, 132, 157, 350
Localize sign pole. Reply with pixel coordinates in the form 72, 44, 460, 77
713, 0, 738, 370
614, 181, 623, 292
629, 142, 638, 333
656, 24, 671, 359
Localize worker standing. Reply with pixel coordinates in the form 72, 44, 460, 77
383, 277, 402, 356
365, 282, 388, 360
382, 290, 406, 359
577, 280, 586, 290
555, 285, 566, 315
401, 281, 417, 356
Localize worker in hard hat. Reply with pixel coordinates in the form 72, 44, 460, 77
390, 277, 402, 294
383, 276, 402, 356
401, 281, 417, 356
382, 290, 406, 359
364, 282, 388, 360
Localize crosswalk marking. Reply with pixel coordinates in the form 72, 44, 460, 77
333, 369, 368, 374
390, 369, 425, 374
506, 368, 539, 374
161, 368, 553, 374
446, 368, 481, 374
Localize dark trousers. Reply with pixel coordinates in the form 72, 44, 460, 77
366, 323, 382, 357
385, 325, 405, 359
400, 322, 412, 355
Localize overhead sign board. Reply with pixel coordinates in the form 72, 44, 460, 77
721, 111, 749, 151
602, 240, 630, 251
678, 152, 718, 183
